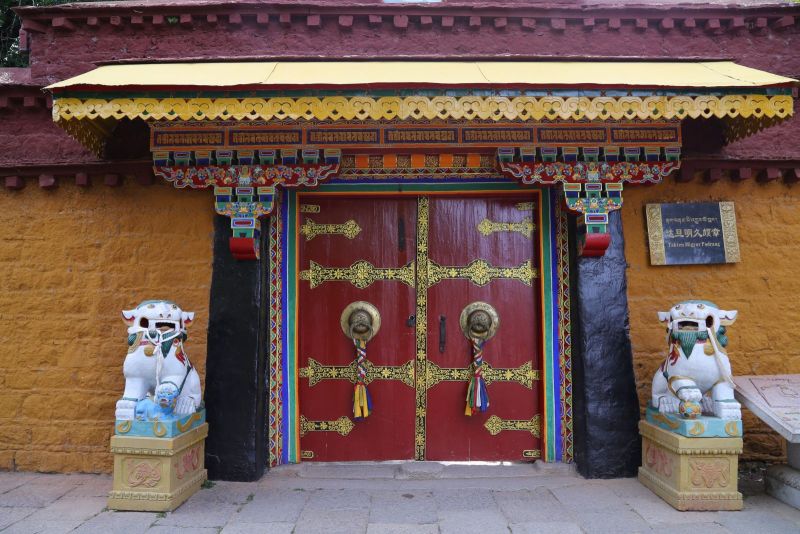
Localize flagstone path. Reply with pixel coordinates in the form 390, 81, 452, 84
1, 462, 800, 533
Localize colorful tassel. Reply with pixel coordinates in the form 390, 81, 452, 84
465, 338, 489, 416
353, 338, 372, 419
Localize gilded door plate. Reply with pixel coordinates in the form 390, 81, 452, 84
300, 218, 362, 241
427, 258, 537, 287
299, 415, 355, 437
515, 202, 535, 212
477, 217, 535, 239
426, 360, 539, 390
484, 414, 542, 437
300, 260, 415, 289
300, 358, 415, 388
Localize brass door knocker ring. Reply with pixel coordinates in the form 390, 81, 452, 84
340, 301, 381, 343
460, 301, 499, 341
341, 301, 381, 419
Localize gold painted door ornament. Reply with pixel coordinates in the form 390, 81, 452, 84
477, 217, 535, 239
300, 260, 415, 289
300, 358, 415, 388
300, 415, 355, 437
515, 202, 535, 212
462, 302, 499, 416
484, 414, 542, 437
427, 259, 537, 287
341, 302, 380, 419
300, 218, 362, 241
425, 360, 539, 389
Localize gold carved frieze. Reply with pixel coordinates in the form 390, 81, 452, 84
300, 204, 321, 214
55, 95, 794, 123
427, 259, 538, 288
425, 361, 539, 390
300, 260, 415, 289
477, 217, 535, 239
484, 415, 542, 437
299, 415, 355, 437
300, 219, 362, 241
299, 357, 415, 388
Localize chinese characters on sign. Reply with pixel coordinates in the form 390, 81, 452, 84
646, 202, 740, 265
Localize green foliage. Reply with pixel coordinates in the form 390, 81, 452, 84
1, 1, 100, 67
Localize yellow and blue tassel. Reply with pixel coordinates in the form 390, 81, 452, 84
353, 339, 372, 419
465, 338, 489, 416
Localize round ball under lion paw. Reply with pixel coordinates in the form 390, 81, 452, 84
679, 400, 702, 419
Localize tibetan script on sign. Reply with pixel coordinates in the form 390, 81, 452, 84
646, 202, 740, 265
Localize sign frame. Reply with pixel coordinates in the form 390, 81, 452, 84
646, 201, 740, 265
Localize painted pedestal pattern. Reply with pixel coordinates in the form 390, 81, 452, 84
734, 375, 800, 510
108, 422, 208, 512
638, 420, 743, 511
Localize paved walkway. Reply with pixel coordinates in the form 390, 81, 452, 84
1, 462, 800, 533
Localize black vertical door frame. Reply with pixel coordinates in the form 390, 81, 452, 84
204, 215, 269, 481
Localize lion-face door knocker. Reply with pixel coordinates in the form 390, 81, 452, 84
341, 301, 381, 420
460, 302, 499, 416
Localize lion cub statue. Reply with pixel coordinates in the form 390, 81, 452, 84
116, 300, 203, 421
651, 300, 741, 420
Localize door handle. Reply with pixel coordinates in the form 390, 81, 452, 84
406, 314, 416, 327
439, 315, 446, 353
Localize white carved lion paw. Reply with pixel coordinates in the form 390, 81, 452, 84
657, 397, 680, 414
115, 399, 137, 421
175, 397, 197, 416
713, 400, 742, 420
676, 387, 702, 403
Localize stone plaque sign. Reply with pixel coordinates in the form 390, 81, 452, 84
646, 202, 740, 265
734, 375, 800, 442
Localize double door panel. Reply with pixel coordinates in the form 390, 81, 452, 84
425, 198, 540, 460
297, 195, 540, 461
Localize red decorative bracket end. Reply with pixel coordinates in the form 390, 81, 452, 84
229, 237, 259, 261
580, 233, 612, 257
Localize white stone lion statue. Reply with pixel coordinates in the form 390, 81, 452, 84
651, 300, 741, 420
115, 300, 203, 421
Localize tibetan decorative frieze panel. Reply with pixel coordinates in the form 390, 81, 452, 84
150, 121, 681, 152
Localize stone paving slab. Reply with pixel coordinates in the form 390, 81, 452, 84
2, 463, 800, 533
72, 511, 157, 534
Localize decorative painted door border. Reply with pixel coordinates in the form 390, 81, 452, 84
267, 182, 573, 465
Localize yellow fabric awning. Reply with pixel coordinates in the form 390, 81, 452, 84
45, 60, 796, 156
47, 60, 795, 90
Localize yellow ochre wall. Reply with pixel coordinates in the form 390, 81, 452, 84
623, 178, 800, 462
0, 182, 213, 473
0, 176, 793, 472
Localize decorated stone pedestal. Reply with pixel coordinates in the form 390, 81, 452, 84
639, 300, 743, 511
109, 300, 208, 512
639, 412, 743, 511
109, 419, 208, 511
734, 375, 800, 510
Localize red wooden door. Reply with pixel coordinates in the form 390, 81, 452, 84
297, 196, 417, 461
425, 196, 541, 461
297, 195, 541, 462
